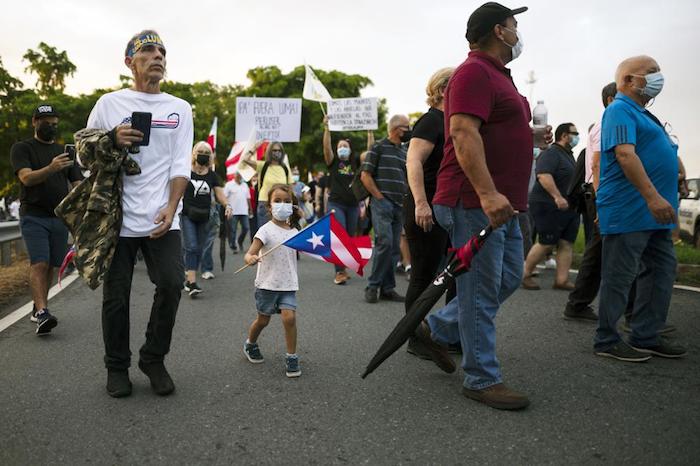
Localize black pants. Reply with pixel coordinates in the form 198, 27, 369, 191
567, 197, 635, 313
102, 231, 184, 370
403, 197, 454, 312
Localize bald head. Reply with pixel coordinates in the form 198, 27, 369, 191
615, 55, 659, 88
614, 55, 661, 105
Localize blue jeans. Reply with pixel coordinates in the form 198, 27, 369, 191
181, 214, 211, 272
594, 229, 676, 351
228, 215, 250, 250
429, 205, 523, 390
201, 206, 219, 273
327, 201, 360, 272
257, 202, 270, 225
367, 197, 403, 292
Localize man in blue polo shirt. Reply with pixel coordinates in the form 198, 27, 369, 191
594, 55, 687, 362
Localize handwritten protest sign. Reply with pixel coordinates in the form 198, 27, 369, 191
235, 97, 302, 142
327, 97, 378, 131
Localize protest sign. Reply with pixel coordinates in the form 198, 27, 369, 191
327, 97, 378, 131
235, 97, 302, 142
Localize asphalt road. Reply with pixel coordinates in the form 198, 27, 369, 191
1, 244, 699, 465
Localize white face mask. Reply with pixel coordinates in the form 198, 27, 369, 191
501, 27, 524, 61
271, 202, 293, 221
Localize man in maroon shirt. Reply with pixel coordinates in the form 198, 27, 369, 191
424, 2, 552, 410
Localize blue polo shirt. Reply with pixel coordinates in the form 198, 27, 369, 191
596, 93, 678, 234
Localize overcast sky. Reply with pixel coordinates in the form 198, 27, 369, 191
2, 0, 698, 174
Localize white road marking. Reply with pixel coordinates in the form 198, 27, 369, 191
0, 272, 79, 333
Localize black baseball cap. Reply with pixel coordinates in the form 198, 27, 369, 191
466, 2, 528, 43
33, 104, 58, 119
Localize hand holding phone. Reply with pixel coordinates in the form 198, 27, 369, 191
64, 144, 76, 163
129, 111, 152, 154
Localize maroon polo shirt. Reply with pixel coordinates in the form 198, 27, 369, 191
433, 51, 533, 212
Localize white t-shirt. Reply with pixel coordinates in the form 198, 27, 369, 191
224, 180, 251, 216
585, 120, 602, 183
87, 89, 193, 237
254, 221, 299, 291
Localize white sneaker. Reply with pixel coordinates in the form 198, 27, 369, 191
201, 271, 215, 280
544, 258, 556, 269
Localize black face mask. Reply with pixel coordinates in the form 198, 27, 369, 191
270, 150, 283, 162
37, 122, 57, 141
196, 154, 210, 166
400, 129, 413, 143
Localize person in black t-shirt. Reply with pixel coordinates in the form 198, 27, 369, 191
403, 68, 458, 357
181, 141, 232, 296
523, 123, 581, 291
11, 104, 82, 335
322, 116, 374, 285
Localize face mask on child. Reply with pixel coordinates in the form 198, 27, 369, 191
271, 202, 293, 221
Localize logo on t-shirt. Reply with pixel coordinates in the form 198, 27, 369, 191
191, 179, 211, 196
120, 112, 180, 129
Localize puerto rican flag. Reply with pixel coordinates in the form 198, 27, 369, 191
225, 140, 268, 181
283, 212, 372, 276
207, 117, 217, 152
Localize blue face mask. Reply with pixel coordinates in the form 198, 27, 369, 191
634, 71, 664, 98
569, 135, 580, 147
337, 146, 351, 160
271, 202, 293, 221
533, 147, 541, 158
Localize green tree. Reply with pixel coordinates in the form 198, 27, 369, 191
23, 42, 77, 96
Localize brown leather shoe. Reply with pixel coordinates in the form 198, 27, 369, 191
462, 383, 530, 410
413, 321, 456, 373
521, 275, 540, 290
553, 281, 575, 291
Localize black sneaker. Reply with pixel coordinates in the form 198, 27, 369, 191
380, 290, 405, 302
188, 282, 203, 298
364, 287, 379, 304
183, 281, 192, 292
595, 341, 652, 362
406, 336, 432, 360
244, 341, 264, 363
564, 305, 598, 322
35, 309, 58, 335
106, 369, 132, 398
138, 361, 175, 396
631, 337, 687, 359
285, 355, 301, 378
29, 306, 39, 323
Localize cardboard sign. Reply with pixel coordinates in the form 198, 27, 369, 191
327, 97, 378, 131
235, 97, 302, 142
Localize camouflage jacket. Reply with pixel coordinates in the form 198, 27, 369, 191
55, 129, 141, 289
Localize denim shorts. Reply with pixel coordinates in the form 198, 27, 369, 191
254, 288, 297, 315
20, 215, 70, 267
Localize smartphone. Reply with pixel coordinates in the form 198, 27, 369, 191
130, 111, 152, 153
64, 144, 76, 164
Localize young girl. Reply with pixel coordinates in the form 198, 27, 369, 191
243, 184, 303, 377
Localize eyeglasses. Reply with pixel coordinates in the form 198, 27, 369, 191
568, 132, 579, 136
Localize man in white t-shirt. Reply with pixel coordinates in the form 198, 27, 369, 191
86, 30, 193, 398
223, 171, 252, 253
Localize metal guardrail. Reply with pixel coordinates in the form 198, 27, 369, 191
0, 221, 24, 266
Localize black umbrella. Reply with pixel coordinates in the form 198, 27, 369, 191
361, 226, 493, 379
219, 205, 229, 271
